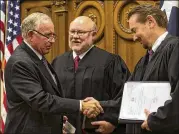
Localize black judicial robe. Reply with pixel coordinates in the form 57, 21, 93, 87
126, 34, 179, 134
52, 46, 130, 134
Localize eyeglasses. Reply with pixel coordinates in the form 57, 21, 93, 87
31, 29, 57, 41
69, 30, 94, 37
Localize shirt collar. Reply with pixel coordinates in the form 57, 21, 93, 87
24, 40, 42, 60
151, 31, 168, 52
73, 45, 94, 60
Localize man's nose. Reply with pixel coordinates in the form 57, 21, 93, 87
73, 32, 80, 38
48, 38, 55, 43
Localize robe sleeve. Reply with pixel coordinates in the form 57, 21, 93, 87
147, 39, 179, 132
100, 54, 130, 126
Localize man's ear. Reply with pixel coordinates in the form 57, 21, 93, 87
146, 15, 156, 28
27, 31, 34, 42
92, 30, 97, 36
27, 30, 33, 38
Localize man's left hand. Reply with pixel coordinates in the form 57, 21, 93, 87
141, 109, 151, 131
91, 121, 115, 134
63, 116, 68, 134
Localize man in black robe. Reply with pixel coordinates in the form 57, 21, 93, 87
126, 4, 179, 134
52, 16, 130, 134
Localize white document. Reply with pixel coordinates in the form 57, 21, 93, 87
64, 121, 76, 134
119, 82, 172, 121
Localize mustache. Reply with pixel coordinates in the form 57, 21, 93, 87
71, 40, 81, 43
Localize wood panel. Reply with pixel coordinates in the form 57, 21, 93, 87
21, 0, 159, 72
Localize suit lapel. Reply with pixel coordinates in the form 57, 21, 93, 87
39, 61, 62, 95
48, 62, 64, 96
21, 42, 62, 96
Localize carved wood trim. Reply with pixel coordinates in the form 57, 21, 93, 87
74, 1, 105, 42
114, 1, 157, 41
114, 1, 139, 40
51, 0, 67, 12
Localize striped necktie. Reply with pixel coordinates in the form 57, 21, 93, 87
42, 56, 57, 85
148, 49, 154, 61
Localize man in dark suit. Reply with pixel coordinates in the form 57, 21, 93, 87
126, 4, 179, 134
4, 12, 103, 134
52, 16, 130, 134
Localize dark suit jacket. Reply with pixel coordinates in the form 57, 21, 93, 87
4, 42, 80, 134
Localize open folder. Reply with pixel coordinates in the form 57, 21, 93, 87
118, 82, 171, 124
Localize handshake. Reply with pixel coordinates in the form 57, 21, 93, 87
63, 97, 103, 133
81, 97, 104, 118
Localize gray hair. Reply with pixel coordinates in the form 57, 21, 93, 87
21, 12, 52, 38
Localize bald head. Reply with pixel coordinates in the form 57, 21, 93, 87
69, 16, 97, 55
70, 16, 97, 31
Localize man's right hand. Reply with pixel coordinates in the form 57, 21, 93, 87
81, 99, 104, 118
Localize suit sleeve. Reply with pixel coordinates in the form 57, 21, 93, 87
147, 40, 179, 132
8, 60, 80, 114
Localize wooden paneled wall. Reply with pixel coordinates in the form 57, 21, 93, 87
21, 0, 159, 72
